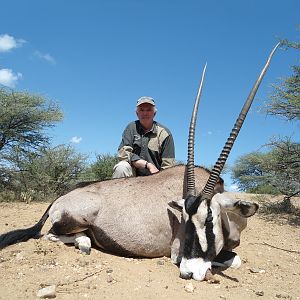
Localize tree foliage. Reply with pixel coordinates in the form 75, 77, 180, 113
85, 154, 118, 181
0, 145, 87, 202
232, 139, 300, 197
0, 88, 63, 153
265, 65, 300, 120
0, 88, 121, 202
232, 152, 273, 194
264, 40, 300, 121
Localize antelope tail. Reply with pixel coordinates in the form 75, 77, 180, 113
0, 203, 52, 249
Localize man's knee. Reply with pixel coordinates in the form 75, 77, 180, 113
112, 161, 134, 178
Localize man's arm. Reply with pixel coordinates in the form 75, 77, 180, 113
117, 124, 139, 162
160, 133, 176, 170
117, 124, 158, 173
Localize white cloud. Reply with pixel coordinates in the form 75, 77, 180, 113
0, 34, 26, 52
207, 131, 213, 135
34, 50, 56, 64
70, 136, 82, 144
0, 68, 22, 88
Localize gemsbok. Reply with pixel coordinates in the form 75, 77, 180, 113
0, 43, 280, 281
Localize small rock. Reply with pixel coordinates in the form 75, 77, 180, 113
276, 292, 292, 299
274, 263, 280, 267
249, 268, 260, 273
255, 290, 264, 296
77, 259, 89, 267
125, 258, 134, 262
15, 253, 24, 260
184, 282, 194, 293
36, 285, 56, 298
107, 275, 115, 283
106, 268, 113, 273
157, 260, 164, 266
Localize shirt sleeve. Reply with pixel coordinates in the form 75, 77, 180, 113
160, 133, 176, 170
117, 124, 141, 163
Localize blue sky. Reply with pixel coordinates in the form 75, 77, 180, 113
0, 0, 299, 190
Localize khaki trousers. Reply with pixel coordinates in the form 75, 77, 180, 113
112, 161, 136, 178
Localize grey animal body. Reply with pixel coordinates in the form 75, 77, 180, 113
48, 165, 211, 258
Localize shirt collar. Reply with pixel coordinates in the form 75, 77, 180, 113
136, 120, 157, 134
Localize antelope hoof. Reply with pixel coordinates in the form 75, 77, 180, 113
75, 235, 91, 255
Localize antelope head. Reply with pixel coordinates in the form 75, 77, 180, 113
179, 43, 280, 281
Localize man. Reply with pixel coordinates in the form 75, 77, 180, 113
112, 96, 175, 178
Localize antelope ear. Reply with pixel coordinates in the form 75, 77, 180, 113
234, 201, 259, 217
213, 193, 259, 217
169, 199, 185, 211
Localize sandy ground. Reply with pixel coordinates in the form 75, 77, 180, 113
0, 193, 299, 300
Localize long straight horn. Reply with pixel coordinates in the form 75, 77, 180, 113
187, 63, 207, 196
203, 43, 281, 196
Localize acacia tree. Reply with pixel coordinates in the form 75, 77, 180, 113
232, 139, 300, 199
82, 153, 118, 181
232, 151, 276, 194
264, 40, 300, 120
10, 145, 87, 201
0, 88, 63, 153
0, 87, 67, 200
265, 139, 300, 197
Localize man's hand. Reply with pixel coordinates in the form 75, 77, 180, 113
146, 162, 159, 174
132, 160, 159, 174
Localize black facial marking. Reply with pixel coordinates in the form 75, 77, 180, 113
183, 195, 216, 261
213, 250, 237, 265
183, 219, 205, 259
205, 207, 217, 261
184, 195, 200, 215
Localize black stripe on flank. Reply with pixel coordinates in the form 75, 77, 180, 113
51, 213, 135, 257
88, 226, 135, 257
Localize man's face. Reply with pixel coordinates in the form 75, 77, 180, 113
136, 103, 156, 126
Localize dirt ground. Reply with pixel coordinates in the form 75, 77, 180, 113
0, 193, 299, 300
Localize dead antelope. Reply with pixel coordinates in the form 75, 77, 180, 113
0, 43, 280, 281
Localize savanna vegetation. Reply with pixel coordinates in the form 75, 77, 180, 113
0, 88, 118, 202
0, 39, 299, 214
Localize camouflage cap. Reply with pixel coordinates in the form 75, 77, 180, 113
136, 96, 156, 107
